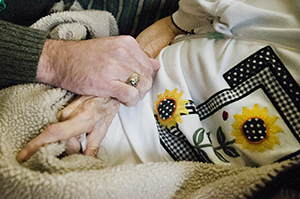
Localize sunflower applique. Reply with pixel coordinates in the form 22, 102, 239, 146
154, 88, 189, 129
231, 104, 283, 153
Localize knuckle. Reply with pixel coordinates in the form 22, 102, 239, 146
45, 124, 63, 138
95, 83, 110, 97
113, 36, 138, 57
85, 98, 98, 108
78, 107, 94, 121
60, 109, 71, 120
120, 35, 135, 44
114, 46, 130, 59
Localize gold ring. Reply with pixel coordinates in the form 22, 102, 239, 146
126, 72, 140, 87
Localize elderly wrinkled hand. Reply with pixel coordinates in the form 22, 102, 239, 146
37, 36, 160, 107
16, 96, 120, 162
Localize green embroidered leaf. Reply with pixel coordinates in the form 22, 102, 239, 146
206, 132, 212, 143
223, 146, 240, 158
196, 149, 214, 163
217, 127, 226, 145
193, 128, 205, 146
214, 150, 229, 163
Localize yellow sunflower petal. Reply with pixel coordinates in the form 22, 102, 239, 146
246, 144, 257, 152
177, 89, 183, 98
266, 116, 278, 127
256, 145, 266, 153
231, 122, 240, 130
269, 124, 283, 134
175, 115, 183, 124
231, 128, 241, 136
258, 106, 269, 119
260, 139, 276, 150
233, 114, 246, 125
235, 136, 245, 144
241, 141, 250, 150
242, 106, 252, 116
252, 104, 261, 112
268, 134, 281, 145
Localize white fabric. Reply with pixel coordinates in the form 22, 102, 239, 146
172, 0, 244, 34
102, 0, 300, 167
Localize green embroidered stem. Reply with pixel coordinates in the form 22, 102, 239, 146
214, 139, 236, 150
194, 143, 212, 149
207, 31, 224, 40
194, 139, 236, 151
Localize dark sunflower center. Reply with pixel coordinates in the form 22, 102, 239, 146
157, 98, 176, 121
242, 117, 268, 143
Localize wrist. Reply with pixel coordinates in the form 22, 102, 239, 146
37, 39, 62, 86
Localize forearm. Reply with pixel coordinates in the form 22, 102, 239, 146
0, 20, 48, 90
136, 16, 185, 59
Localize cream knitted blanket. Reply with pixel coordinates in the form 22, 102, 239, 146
0, 3, 300, 199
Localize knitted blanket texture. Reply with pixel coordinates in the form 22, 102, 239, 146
0, 2, 300, 198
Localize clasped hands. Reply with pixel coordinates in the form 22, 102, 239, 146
17, 16, 184, 162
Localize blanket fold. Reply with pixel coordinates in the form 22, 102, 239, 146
0, 3, 300, 198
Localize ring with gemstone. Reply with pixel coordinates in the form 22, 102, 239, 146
126, 72, 140, 87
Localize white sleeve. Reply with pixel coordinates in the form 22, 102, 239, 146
172, 0, 300, 51
172, 0, 243, 34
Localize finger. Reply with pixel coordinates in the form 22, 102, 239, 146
83, 128, 103, 157
83, 107, 117, 157
114, 53, 158, 100
109, 80, 139, 107
114, 57, 153, 83
16, 114, 94, 162
149, 58, 160, 71
111, 75, 152, 106
135, 74, 152, 99
131, 47, 156, 76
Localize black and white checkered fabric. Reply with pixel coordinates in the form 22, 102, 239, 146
156, 117, 202, 162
